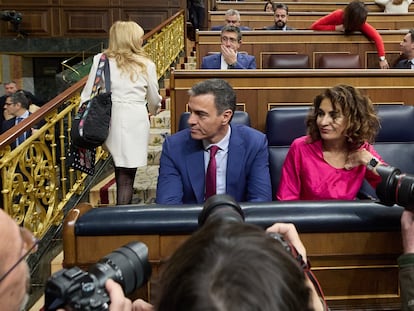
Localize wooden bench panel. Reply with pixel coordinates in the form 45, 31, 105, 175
63, 203, 403, 310
209, 11, 414, 30
196, 30, 405, 69
169, 69, 414, 133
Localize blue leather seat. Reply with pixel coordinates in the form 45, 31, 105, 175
178, 110, 251, 131
265, 106, 310, 196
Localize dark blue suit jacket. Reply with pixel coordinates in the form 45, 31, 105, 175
201, 53, 256, 69
1, 116, 33, 149
155, 124, 272, 204
394, 59, 412, 69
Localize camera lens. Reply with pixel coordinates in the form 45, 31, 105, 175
198, 194, 245, 226
88, 242, 151, 295
394, 174, 414, 211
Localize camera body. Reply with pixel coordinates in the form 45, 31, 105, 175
44, 241, 151, 311
1, 10, 22, 24
376, 165, 414, 211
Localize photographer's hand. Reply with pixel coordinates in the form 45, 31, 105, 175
266, 222, 307, 263
132, 299, 154, 311
106, 279, 132, 311
401, 210, 414, 254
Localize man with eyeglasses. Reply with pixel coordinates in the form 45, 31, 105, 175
0, 209, 135, 311
201, 25, 256, 69
1, 92, 35, 148
211, 9, 251, 31
263, 3, 295, 31
0, 81, 44, 122
0, 209, 38, 311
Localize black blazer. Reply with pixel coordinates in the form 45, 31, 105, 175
394, 59, 412, 69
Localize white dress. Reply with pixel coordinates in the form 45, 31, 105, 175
80, 53, 162, 168
375, 0, 412, 13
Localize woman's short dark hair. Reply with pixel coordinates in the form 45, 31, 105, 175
155, 221, 312, 311
306, 84, 380, 150
343, 0, 368, 33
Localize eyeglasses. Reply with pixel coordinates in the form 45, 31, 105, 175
221, 36, 238, 44
0, 227, 38, 283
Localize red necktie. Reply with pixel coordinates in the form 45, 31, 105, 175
205, 145, 219, 199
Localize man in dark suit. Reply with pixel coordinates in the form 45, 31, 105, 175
394, 29, 414, 69
0, 81, 44, 125
156, 79, 272, 204
210, 9, 251, 31
201, 26, 256, 69
1, 92, 34, 149
263, 3, 295, 31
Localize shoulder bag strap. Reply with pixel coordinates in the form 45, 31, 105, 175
90, 53, 109, 98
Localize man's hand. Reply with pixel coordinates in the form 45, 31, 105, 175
221, 44, 237, 65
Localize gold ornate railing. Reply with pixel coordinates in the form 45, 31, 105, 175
0, 10, 185, 238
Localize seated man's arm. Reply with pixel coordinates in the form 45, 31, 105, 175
155, 139, 184, 204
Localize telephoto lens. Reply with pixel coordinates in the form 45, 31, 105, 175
198, 194, 245, 226
44, 241, 151, 311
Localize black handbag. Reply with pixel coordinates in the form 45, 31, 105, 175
71, 53, 112, 149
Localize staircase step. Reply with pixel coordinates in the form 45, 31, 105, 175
89, 164, 160, 205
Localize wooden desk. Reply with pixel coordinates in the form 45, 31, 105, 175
169, 69, 414, 133
209, 11, 414, 30
215, 1, 387, 12
196, 30, 405, 69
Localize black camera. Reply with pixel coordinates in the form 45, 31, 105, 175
44, 242, 151, 311
198, 194, 292, 251
376, 165, 414, 211
1, 10, 26, 35
1, 10, 22, 25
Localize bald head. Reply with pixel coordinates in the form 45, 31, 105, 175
0, 210, 30, 311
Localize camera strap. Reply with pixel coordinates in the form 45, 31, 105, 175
289, 244, 329, 311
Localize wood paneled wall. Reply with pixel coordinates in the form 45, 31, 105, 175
0, 0, 186, 37
169, 69, 414, 133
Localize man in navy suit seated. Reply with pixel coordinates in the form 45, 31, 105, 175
210, 9, 251, 31
156, 79, 272, 204
201, 26, 256, 69
394, 29, 414, 69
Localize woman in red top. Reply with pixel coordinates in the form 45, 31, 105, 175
310, 0, 390, 69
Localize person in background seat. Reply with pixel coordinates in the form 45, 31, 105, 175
394, 29, 414, 69
211, 9, 252, 31
201, 26, 256, 69
310, 0, 390, 69
263, 3, 295, 30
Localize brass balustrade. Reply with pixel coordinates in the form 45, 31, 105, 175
0, 10, 185, 238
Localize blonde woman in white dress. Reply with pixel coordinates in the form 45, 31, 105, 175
81, 21, 161, 205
